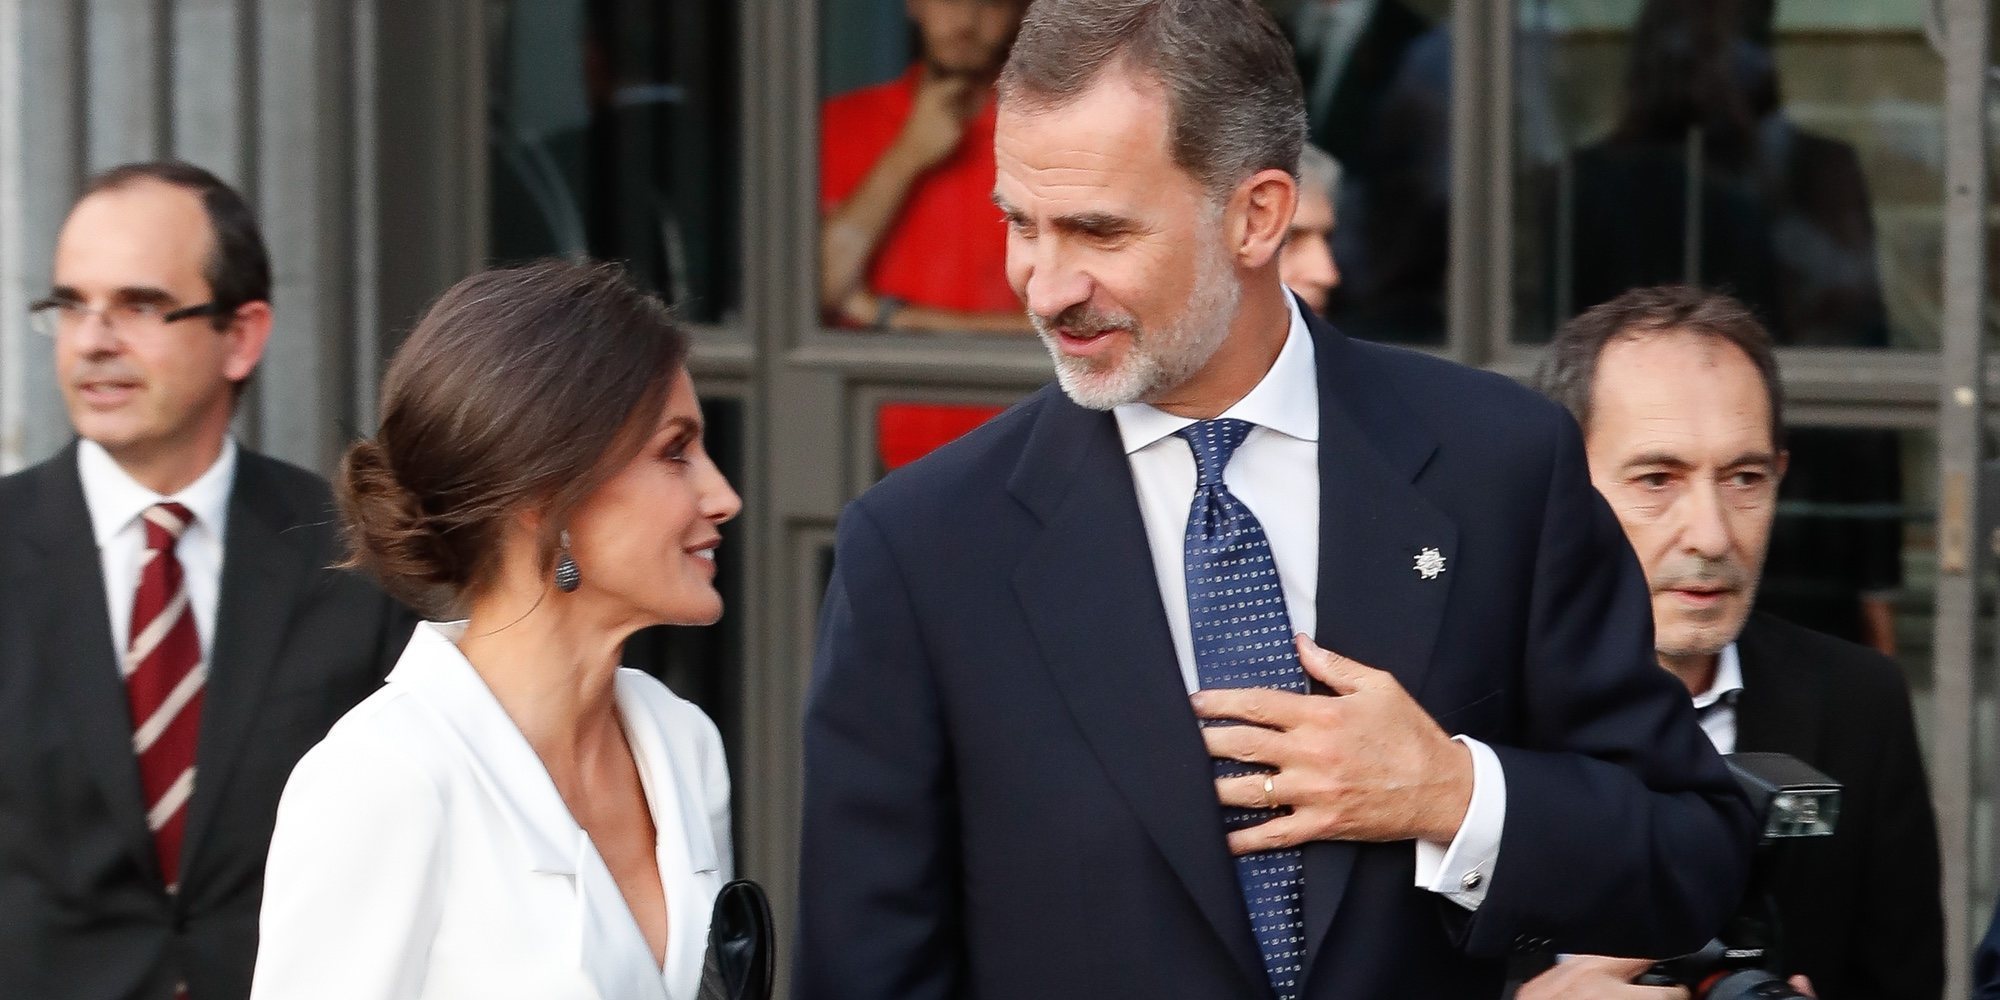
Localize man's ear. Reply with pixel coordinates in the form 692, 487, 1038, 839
221, 301, 273, 386
1775, 448, 1790, 484
1228, 168, 1299, 270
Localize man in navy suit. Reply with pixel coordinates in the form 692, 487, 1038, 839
795, 2, 1754, 997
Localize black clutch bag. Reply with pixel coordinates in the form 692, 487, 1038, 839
698, 879, 775, 1000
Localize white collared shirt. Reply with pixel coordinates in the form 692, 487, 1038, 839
78, 438, 237, 662
1691, 643, 1745, 755
1112, 294, 1505, 909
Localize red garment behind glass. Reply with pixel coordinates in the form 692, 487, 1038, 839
820, 67, 1019, 315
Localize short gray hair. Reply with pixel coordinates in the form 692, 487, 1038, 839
996, 0, 1307, 199
1297, 143, 1342, 203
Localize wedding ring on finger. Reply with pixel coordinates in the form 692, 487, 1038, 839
1262, 773, 1276, 808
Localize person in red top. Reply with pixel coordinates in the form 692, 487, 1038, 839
820, 0, 1031, 334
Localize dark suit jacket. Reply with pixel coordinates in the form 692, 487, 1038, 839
797, 310, 1755, 999
1734, 613, 1944, 1000
0, 444, 414, 1000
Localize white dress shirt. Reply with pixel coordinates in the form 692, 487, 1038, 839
1112, 294, 1504, 908
78, 437, 236, 661
1692, 643, 1745, 755
251, 622, 734, 1000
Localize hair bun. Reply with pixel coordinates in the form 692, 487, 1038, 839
335, 438, 459, 616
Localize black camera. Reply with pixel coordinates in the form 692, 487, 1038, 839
1636, 752, 1842, 1000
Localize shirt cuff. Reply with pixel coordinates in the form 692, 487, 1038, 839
1412, 735, 1505, 911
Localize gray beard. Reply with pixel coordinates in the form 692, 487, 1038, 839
1038, 234, 1241, 411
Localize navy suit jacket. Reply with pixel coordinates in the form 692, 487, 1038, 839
797, 310, 1755, 998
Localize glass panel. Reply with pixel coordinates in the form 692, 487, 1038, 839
817, 0, 1034, 335
1268, 0, 1453, 344
1755, 422, 1933, 747
1512, 1, 1944, 349
875, 401, 1006, 474
486, 0, 739, 324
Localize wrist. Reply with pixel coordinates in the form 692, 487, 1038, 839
873, 295, 906, 330
1423, 738, 1475, 843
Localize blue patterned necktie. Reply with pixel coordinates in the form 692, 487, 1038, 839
1178, 418, 1306, 1000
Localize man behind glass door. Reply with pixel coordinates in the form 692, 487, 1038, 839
820, 0, 1033, 334
1280, 142, 1343, 317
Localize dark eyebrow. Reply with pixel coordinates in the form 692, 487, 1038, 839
990, 192, 1025, 222
108, 287, 179, 307
1621, 453, 1693, 473
1052, 212, 1139, 238
46, 285, 181, 306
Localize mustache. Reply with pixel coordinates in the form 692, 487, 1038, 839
1029, 303, 1139, 338
70, 364, 142, 385
1652, 556, 1748, 593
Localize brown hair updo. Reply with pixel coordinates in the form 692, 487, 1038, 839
337, 259, 689, 617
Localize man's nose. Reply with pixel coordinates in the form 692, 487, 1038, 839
1676, 481, 1733, 559
72, 308, 123, 355
1019, 246, 1091, 323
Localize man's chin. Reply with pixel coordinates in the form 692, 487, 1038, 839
1053, 365, 1147, 411
1655, 617, 1746, 662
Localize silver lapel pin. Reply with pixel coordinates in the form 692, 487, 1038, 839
1414, 547, 1446, 580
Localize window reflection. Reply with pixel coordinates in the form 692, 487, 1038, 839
488, 0, 739, 323
818, 0, 1033, 335
1272, 0, 1452, 344
1515, 0, 1942, 349
1762, 427, 1904, 655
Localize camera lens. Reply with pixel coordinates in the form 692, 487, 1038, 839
1704, 970, 1811, 1000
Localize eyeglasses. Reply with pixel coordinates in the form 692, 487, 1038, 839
27, 296, 229, 339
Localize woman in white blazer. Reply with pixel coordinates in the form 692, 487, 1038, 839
251, 260, 742, 1000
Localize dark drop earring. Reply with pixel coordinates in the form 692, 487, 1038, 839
554, 530, 581, 593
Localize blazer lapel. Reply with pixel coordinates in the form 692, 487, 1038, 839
1732, 616, 1820, 758
1007, 391, 1269, 994
397, 625, 669, 1000
25, 448, 159, 880
1298, 318, 1457, 976
178, 454, 317, 877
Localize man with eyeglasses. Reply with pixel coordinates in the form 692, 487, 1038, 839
0, 161, 411, 1000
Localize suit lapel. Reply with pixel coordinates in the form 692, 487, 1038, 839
1007, 391, 1269, 993
1299, 317, 1457, 976
24, 447, 160, 880
1732, 616, 1819, 757
179, 454, 316, 875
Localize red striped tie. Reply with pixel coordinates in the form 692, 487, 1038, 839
125, 502, 204, 892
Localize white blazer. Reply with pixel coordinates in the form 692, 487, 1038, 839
250, 622, 732, 1000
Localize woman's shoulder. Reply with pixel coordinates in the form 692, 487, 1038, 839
291, 684, 455, 796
